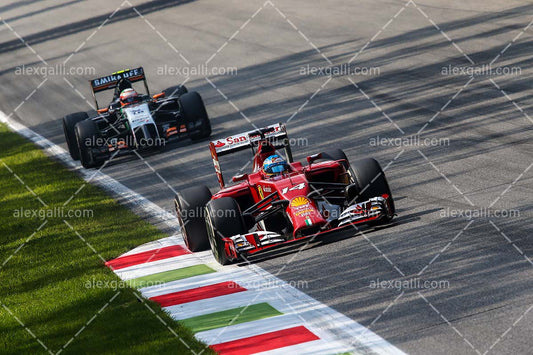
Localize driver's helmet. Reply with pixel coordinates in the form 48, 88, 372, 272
119, 88, 139, 106
263, 155, 289, 176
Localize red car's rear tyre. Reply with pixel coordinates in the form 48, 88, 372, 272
321, 149, 350, 171
320, 148, 355, 183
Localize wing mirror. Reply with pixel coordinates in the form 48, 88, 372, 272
152, 92, 165, 99
231, 173, 248, 183
306, 153, 322, 166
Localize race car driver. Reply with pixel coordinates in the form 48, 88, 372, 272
263, 155, 290, 178
119, 88, 140, 107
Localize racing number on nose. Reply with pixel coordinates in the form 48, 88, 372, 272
281, 183, 305, 194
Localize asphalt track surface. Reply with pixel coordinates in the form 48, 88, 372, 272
1, 0, 532, 354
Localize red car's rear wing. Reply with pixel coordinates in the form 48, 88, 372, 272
89, 67, 150, 109
209, 123, 292, 188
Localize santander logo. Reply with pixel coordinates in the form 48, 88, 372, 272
214, 141, 225, 148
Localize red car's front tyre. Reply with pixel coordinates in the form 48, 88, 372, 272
205, 197, 246, 265
175, 185, 212, 252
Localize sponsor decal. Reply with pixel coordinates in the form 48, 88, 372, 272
258, 186, 264, 199
123, 104, 152, 129
294, 208, 314, 217
290, 196, 316, 217
211, 135, 248, 151
263, 186, 272, 193
305, 218, 312, 226
282, 183, 306, 195
226, 134, 247, 145
248, 125, 281, 139
212, 124, 284, 151
92, 68, 144, 87
290, 196, 310, 208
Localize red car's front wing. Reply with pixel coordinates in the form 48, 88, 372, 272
221, 197, 393, 261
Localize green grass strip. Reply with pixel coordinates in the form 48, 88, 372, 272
0, 123, 213, 354
126, 264, 215, 288
181, 302, 283, 333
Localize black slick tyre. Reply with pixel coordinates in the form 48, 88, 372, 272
180, 92, 211, 140
205, 197, 246, 265
350, 158, 395, 222
63, 112, 88, 160
163, 85, 188, 98
75, 120, 104, 169
174, 185, 212, 252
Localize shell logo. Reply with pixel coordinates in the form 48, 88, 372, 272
290, 196, 310, 207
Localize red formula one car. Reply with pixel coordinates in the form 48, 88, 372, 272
174, 123, 395, 265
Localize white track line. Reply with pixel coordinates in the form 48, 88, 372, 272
0, 111, 406, 355
120, 236, 184, 256
116, 254, 205, 280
